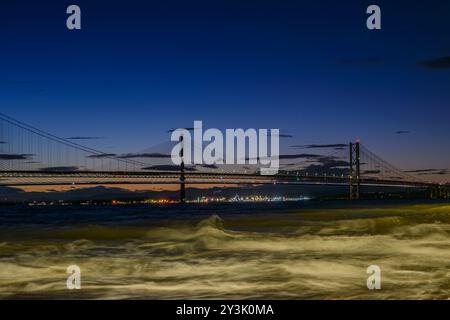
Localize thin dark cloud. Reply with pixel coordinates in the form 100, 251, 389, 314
0, 141, 6, 144
318, 159, 349, 168
291, 144, 347, 149
39, 166, 79, 172
363, 169, 381, 174
167, 128, 293, 138
404, 168, 448, 175
247, 153, 324, 161
269, 133, 293, 138
299, 159, 350, 176
167, 127, 195, 133
337, 58, 384, 66
419, 56, 450, 69
262, 131, 293, 138
404, 168, 443, 173
0, 154, 33, 160
118, 153, 171, 159
279, 154, 325, 160
67, 136, 105, 140
396, 130, 410, 134
284, 156, 348, 172
87, 153, 117, 159
417, 170, 448, 176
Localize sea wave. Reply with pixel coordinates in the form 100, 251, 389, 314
0, 202, 449, 299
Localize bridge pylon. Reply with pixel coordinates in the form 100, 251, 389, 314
349, 141, 361, 200
179, 135, 186, 204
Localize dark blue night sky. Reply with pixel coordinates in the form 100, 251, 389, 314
1, 0, 449, 179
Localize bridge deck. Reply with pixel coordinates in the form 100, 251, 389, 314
0, 170, 434, 188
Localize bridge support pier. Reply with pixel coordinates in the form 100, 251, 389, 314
180, 160, 186, 204
349, 141, 361, 200
180, 177, 186, 203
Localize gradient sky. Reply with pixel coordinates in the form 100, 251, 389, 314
1, 0, 449, 181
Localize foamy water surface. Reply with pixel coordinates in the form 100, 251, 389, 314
0, 201, 449, 299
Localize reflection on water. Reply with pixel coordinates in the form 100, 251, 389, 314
0, 201, 449, 299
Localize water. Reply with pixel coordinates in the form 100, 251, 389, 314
0, 200, 449, 299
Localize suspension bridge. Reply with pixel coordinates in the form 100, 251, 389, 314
0, 112, 448, 202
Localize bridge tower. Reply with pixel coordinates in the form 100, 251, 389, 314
349, 141, 361, 200
179, 135, 186, 204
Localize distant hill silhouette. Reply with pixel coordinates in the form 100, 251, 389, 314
0, 184, 423, 203
0, 184, 353, 202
